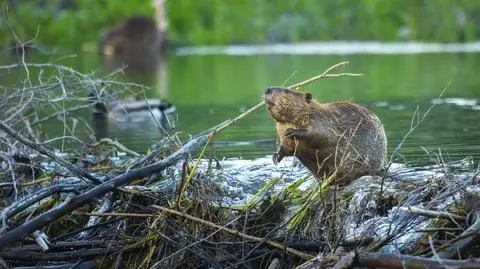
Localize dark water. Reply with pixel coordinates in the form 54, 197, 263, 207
1, 45, 480, 166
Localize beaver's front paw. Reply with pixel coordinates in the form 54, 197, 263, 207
285, 128, 308, 139
284, 128, 297, 139
272, 152, 283, 165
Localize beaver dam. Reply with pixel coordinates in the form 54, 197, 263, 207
0, 61, 479, 269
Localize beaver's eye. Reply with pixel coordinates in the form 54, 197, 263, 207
304, 92, 312, 101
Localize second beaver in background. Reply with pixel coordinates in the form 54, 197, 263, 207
264, 87, 387, 185
99, 16, 166, 56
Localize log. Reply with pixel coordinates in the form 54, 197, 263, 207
296, 252, 480, 269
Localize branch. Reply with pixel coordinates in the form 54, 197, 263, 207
0, 185, 80, 233
289, 61, 360, 89
401, 206, 466, 221
151, 205, 314, 261
0, 135, 207, 248
296, 251, 480, 269
91, 138, 140, 157
0, 248, 123, 261
0, 120, 101, 184
435, 211, 480, 259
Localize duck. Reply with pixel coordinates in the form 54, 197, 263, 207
87, 92, 175, 122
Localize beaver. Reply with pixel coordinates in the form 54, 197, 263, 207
264, 87, 387, 185
99, 16, 167, 56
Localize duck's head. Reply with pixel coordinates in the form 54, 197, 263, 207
157, 99, 173, 111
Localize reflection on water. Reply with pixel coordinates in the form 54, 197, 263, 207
1, 43, 479, 166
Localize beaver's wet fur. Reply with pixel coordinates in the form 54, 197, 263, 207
264, 87, 387, 185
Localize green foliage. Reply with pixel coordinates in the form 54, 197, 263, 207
1, 0, 154, 49
166, 0, 480, 44
1, 0, 479, 49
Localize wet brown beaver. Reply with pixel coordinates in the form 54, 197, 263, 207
264, 87, 387, 185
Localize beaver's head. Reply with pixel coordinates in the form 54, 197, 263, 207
264, 87, 313, 123
100, 16, 158, 56
99, 27, 126, 55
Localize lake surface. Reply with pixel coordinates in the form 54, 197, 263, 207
1, 42, 480, 166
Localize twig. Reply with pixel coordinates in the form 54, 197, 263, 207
0, 135, 207, 248
289, 61, 361, 89
372, 84, 450, 250
4, 92, 33, 123
0, 63, 90, 80
52, 219, 120, 241
415, 228, 464, 232
0, 185, 80, 233
151, 205, 314, 261
152, 216, 242, 268
401, 206, 466, 221
73, 212, 155, 218
0, 120, 101, 184
91, 138, 140, 157
436, 211, 480, 259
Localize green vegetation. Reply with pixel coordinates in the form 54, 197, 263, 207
1, 0, 154, 49
1, 0, 479, 49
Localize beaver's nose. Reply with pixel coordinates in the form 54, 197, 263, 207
264, 88, 273, 95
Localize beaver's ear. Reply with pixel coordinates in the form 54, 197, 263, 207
304, 92, 312, 102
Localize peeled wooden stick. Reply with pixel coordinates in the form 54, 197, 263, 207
401, 206, 466, 221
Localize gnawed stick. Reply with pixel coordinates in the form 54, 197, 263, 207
151, 205, 314, 261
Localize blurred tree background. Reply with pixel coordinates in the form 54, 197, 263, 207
1, 0, 479, 50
